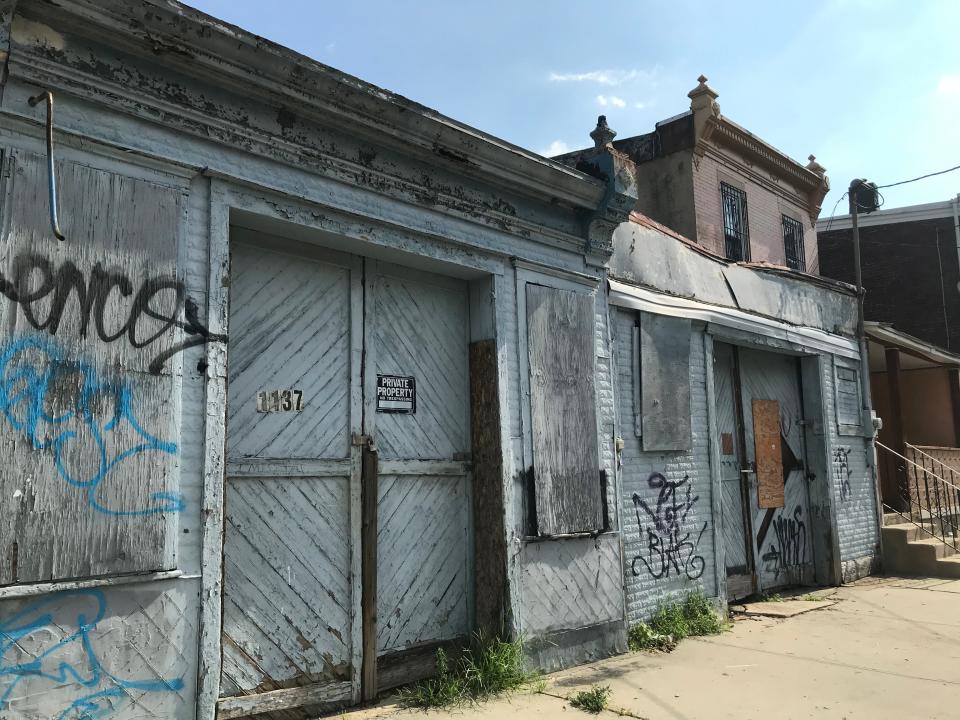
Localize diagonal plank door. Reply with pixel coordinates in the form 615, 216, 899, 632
220, 242, 362, 717
365, 262, 472, 668
737, 349, 814, 592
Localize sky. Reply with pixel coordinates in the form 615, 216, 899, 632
187, 0, 960, 219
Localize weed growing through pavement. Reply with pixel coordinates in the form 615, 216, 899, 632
569, 684, 611, 714
397, 632, 539, 708
628, 591, 726, 652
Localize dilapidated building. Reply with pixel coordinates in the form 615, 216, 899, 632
0, 2, 636, 717
0, 2, 880, 719
606, 212, 880, 614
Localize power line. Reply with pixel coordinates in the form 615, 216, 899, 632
823, 164, 960, 228
823, 191, 848, 233
876, 163, 960, 189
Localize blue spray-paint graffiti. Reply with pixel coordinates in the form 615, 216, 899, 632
0, 589, 185, 719
0, 336, 183, 516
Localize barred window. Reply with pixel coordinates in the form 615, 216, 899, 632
720, 182, 750, 261
782, 214, 806, 271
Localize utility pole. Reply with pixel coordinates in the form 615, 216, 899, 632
849, 180, 865, 341
850, 179, 886, 543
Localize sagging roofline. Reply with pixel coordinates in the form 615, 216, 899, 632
609, 212, 860, 340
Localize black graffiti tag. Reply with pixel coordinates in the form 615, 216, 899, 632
0, 253, 225, 374
631, 473, 707, 580
833, 447, 852, 502
762, 505, 806, 579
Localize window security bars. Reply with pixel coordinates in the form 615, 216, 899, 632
782, 214, 806, 272
720, 182, 749, 261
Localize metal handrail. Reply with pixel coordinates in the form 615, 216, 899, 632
908, 444, 960, 491
876, 440, 960, 553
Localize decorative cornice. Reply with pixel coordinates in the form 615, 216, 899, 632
710, 118, 822, 193
4, 0, 610, 236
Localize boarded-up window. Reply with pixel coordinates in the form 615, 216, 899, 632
640, 313, 692, 451
835, 360, 863, 435
526, 284, 602, 535
0, 149, 183, 584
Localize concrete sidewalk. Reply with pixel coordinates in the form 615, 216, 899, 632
335, 576, 960, 720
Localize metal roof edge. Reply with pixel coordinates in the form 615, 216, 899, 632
864, 322, 960, 367
608, 277, 860, 359
817, 198, 957, 232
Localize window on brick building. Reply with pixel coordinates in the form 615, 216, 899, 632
782, 214, 806, 272
720, 182, 750, 261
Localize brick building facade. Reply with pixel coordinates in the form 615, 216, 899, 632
817, 199, 960, 352
558, 77, 831, 273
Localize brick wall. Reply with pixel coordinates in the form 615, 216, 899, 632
692, 152, 819, 273
612, 309, 718, 624
818, 217, 960, 351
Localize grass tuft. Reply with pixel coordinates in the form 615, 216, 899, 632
569, 684, 611, 714
397, 632, 538, 709
628, 591, 725, 652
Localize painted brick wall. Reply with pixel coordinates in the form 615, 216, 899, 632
612, 309, 718, 624
597, 295, 619, 530
692, 152, 819, 273
822, 355, 880, 580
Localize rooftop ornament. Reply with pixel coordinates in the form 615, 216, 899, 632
590, 115, 616, 148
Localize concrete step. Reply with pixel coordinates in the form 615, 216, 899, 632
883, 523, 960, 578
911, 537, 958, 560
883, 512, 902, 527
882, 523, 929, 543
930, 556, 960, 579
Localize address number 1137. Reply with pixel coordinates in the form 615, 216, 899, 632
256, 389, 304, 413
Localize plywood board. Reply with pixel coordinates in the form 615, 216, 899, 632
753, 399, 784, 509
526, 284, 601, 535
640, 313, 692, 451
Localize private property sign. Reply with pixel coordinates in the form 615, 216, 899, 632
376, 375, 416, 413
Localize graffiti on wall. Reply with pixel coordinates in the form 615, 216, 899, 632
0, 252, 226, 375
0, 336, 182, 516
0, 589, 184, 719
631, 473, 707, 580
761, 505, 807, 579
833, 446, 852, 502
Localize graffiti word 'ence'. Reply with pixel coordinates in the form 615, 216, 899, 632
632, 472, 707, 581
0, 253, 226, 374
0, 589, 184, 719
0, 337, 183, 516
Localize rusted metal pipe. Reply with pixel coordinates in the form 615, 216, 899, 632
27, 90, 65, 241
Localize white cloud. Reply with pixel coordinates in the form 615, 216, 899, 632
549, 68, 657, 86
596, 95, 626, 108
539, 140, 572, 157
936, 74, 960, 97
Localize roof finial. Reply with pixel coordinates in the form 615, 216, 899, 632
590, 115, 616, 147
806, 154, 827, 176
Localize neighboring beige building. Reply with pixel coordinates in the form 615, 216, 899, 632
557, 76, 830, 273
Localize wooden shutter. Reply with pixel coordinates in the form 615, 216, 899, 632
526, 284, 601, 535
640, 313, 692, 451
0, 149, 182, 583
